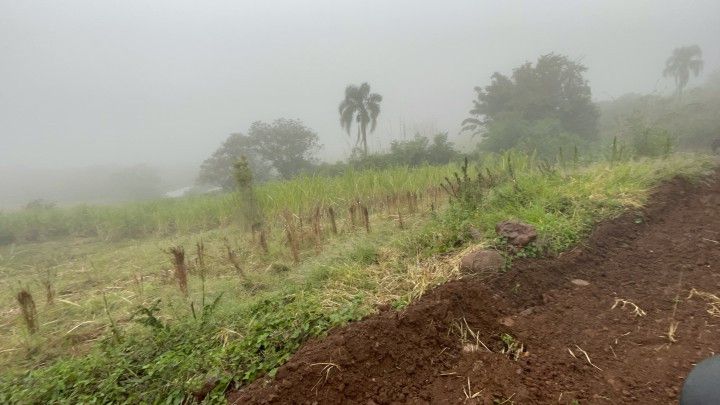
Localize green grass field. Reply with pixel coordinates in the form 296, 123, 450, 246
0, 165, 457, 244
0, 152, 714, 403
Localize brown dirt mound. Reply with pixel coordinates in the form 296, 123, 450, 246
230, 173, 720, 404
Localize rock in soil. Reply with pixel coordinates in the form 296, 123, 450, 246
495, 220, 538, 247
459, 248, 504, 275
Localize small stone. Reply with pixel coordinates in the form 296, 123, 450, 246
571, 279, 590, 286
459, 249, 504, 275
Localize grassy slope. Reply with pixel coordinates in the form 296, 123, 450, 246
0, 165, 455, 244
0, 154, 714, 403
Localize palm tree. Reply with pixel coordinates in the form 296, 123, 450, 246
338, 82, 382, 155
663, 45, 704, 100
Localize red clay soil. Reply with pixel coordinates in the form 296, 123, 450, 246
229, 173, 720, 404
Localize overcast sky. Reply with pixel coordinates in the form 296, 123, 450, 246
1, 0, 719, 170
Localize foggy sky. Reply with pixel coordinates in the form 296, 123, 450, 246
1, 0, 719, 170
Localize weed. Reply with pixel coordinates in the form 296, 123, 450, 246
259, 228, 269, 254
224, 240, 246, 279
283, 210, 300, 264
131, 299, 165, 330
16, 289, 38, 334
168, 246, 189, 296
361, 204, 370, 233
327, 206, 338, 235
102, 293, 122, 343
500, 333, 524, 360
40, 269, 56, 305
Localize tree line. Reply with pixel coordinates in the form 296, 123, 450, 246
198, 45, 713, 191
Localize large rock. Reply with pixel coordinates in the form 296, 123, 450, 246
495, 221, 537, 247
460, 249, 505, 275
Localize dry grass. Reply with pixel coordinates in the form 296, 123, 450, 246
567, 345, 602, 371
462, 376, 483, 399
611, 298, 647, 317
259, 228, 269, 254
310, 362, 341, 394
361, 204, 370, 233
687, 288, 720, 317
327, 207, 337, 235
224, 241, 246, 279
283, 210, 300, 264
666, 321, 679, 343
454, 317, 491, 354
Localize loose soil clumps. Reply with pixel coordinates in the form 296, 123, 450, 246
495, 220, 537, 248
230, 173, 720, 404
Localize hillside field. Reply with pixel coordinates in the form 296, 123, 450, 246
0, 152, 715, 403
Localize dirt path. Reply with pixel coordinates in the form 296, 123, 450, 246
230, 173, 720, 404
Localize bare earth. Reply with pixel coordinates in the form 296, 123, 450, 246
230, 173, 720, 404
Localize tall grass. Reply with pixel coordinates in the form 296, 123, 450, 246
0, 165, 458, 244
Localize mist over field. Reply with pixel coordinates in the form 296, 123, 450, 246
1, 0, 719, 208
5, 2, 720, 402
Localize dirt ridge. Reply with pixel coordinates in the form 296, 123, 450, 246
230, 173, 720, 404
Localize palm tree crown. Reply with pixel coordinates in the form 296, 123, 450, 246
338, 82, 382, 155
663, 45, 704, 99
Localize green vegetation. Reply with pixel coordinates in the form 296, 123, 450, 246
198, 118, 321, 189
663, 45, 704, 100
599, 67, 720, 152
0, 151, 713, 403
0, 165, 454, 245
462, 54, 599, 158
339, 82, 383, 156
2, 47, 718, 404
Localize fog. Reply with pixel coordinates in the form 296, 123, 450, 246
1, 0, 719, 207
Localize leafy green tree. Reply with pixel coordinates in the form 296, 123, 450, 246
462, 54, 599, 150
663, 45, 704, 100
197, 133, 271, 190
339, 82, 383, 155
247, 119, 320, 180
198, 119, 320, 187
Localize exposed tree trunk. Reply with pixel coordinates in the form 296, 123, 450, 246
362, 127, 368, 155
